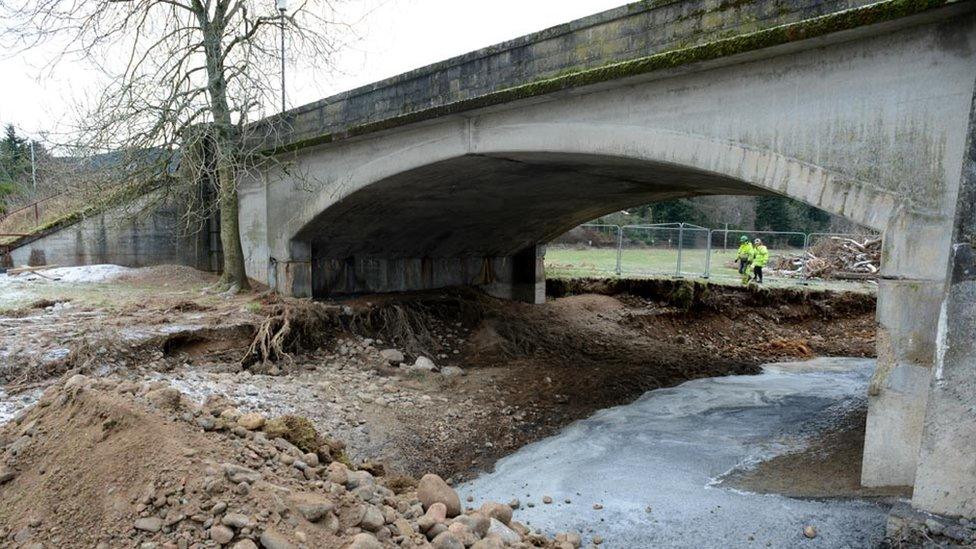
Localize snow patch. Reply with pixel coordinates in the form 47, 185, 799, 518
27, 264, 132, 283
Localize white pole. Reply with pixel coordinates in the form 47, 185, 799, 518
277, 0, 288, 113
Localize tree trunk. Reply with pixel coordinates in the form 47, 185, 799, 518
216, 142, 249, 290
199, 10, 250, 291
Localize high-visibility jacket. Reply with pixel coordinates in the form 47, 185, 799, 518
752, 245, 770, 267
737, 242, 754, 261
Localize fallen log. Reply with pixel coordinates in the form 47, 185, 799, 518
7, 264, 60, 275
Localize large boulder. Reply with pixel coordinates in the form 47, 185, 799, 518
237, 412, 266, 431
357, 504, 385, 532
454, 513, 490, 538
346, 533, 384, 549
259, 529, 296, 549
441, 366, 464, 377
479, 502, 512, 525
431, 531, 465, 549
411, 356, 437, 371
417, 474, 461, 517
487, 518, 520, 544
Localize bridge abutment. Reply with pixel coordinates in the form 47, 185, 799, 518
862, 210, 953, 488
862, 279, 942, 487
481, 246, 546, 305
910, 91, 976, 518
297, 245, 545, 304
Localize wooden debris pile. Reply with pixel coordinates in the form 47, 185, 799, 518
772, 235, 881, 279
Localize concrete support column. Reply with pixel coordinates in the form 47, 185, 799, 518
911, 90, 976, 518
862, 278, 942, 487
273, 240, 312, 298
482, 245, 546, 304
862, 210, 952, 488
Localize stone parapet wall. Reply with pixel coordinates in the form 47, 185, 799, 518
257, 0, 906, 152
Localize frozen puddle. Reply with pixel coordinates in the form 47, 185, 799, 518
0, 387, 42, 425
0, 264, 132, 309
460, 357, 889, 548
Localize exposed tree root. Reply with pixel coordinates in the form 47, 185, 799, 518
345, 290, 486, 359
347, 302, 436, 358
3, 338, 109, 387
241, 300, 338, 371
240, 291, 485, 371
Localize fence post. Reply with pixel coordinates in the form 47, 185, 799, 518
705, 229, 712, 278
614, 225, 622, 275
676, 223, 684, 276
34, 202, 39, 224
800, 233, 811, 284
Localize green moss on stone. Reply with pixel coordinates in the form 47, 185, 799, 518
263, 415, 322, 453
669, 280, 697, 310
2, 178, 164, 249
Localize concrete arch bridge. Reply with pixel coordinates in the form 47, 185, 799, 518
239, 0, 976, 521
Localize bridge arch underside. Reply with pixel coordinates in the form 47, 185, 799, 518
295, 152, 804, 301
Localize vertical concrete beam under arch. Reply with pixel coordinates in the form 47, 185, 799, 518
273, 240, 312, 298
862, 209, 953, 488
911, 86, 976, 518
482, 245, 546, 305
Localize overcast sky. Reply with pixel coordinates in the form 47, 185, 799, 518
0, 0, 627, 141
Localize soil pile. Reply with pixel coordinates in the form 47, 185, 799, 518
0, 375, 575, 549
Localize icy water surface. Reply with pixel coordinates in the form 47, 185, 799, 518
460, 357, 890, 548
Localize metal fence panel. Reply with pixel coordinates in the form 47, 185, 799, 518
620, 223, 710, 277
546, 222, 882, 283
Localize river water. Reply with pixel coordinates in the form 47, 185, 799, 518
459, 357, 891, 548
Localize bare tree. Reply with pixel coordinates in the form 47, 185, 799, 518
1, 0, 348, 290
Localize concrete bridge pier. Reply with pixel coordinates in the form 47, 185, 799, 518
481, 245, 546, 305
270, 241, 313, 299
911, 96, 976, 518
912, 246, 976, 517
862, 211, 953, 488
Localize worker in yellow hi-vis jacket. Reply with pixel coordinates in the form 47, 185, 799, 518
736, 235, 754, 276
750, 238, 769, 284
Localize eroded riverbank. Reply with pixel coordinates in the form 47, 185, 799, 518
2, 270, 877, 485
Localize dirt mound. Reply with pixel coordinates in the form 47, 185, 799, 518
0, 375, 569, 548
117, 264, 218, 287
758, 338, 814, 359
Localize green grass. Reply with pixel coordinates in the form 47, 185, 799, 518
545, 245, 758, 277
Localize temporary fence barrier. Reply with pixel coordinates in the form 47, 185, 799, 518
619, 223, 710, 277
545, 223, 881, 281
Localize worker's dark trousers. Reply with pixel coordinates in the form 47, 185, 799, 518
738, 260, 747, 274
753, 266, 763, 283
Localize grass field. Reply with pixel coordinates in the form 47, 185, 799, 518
544, 245, 876, 293
545, 245, 758, 278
